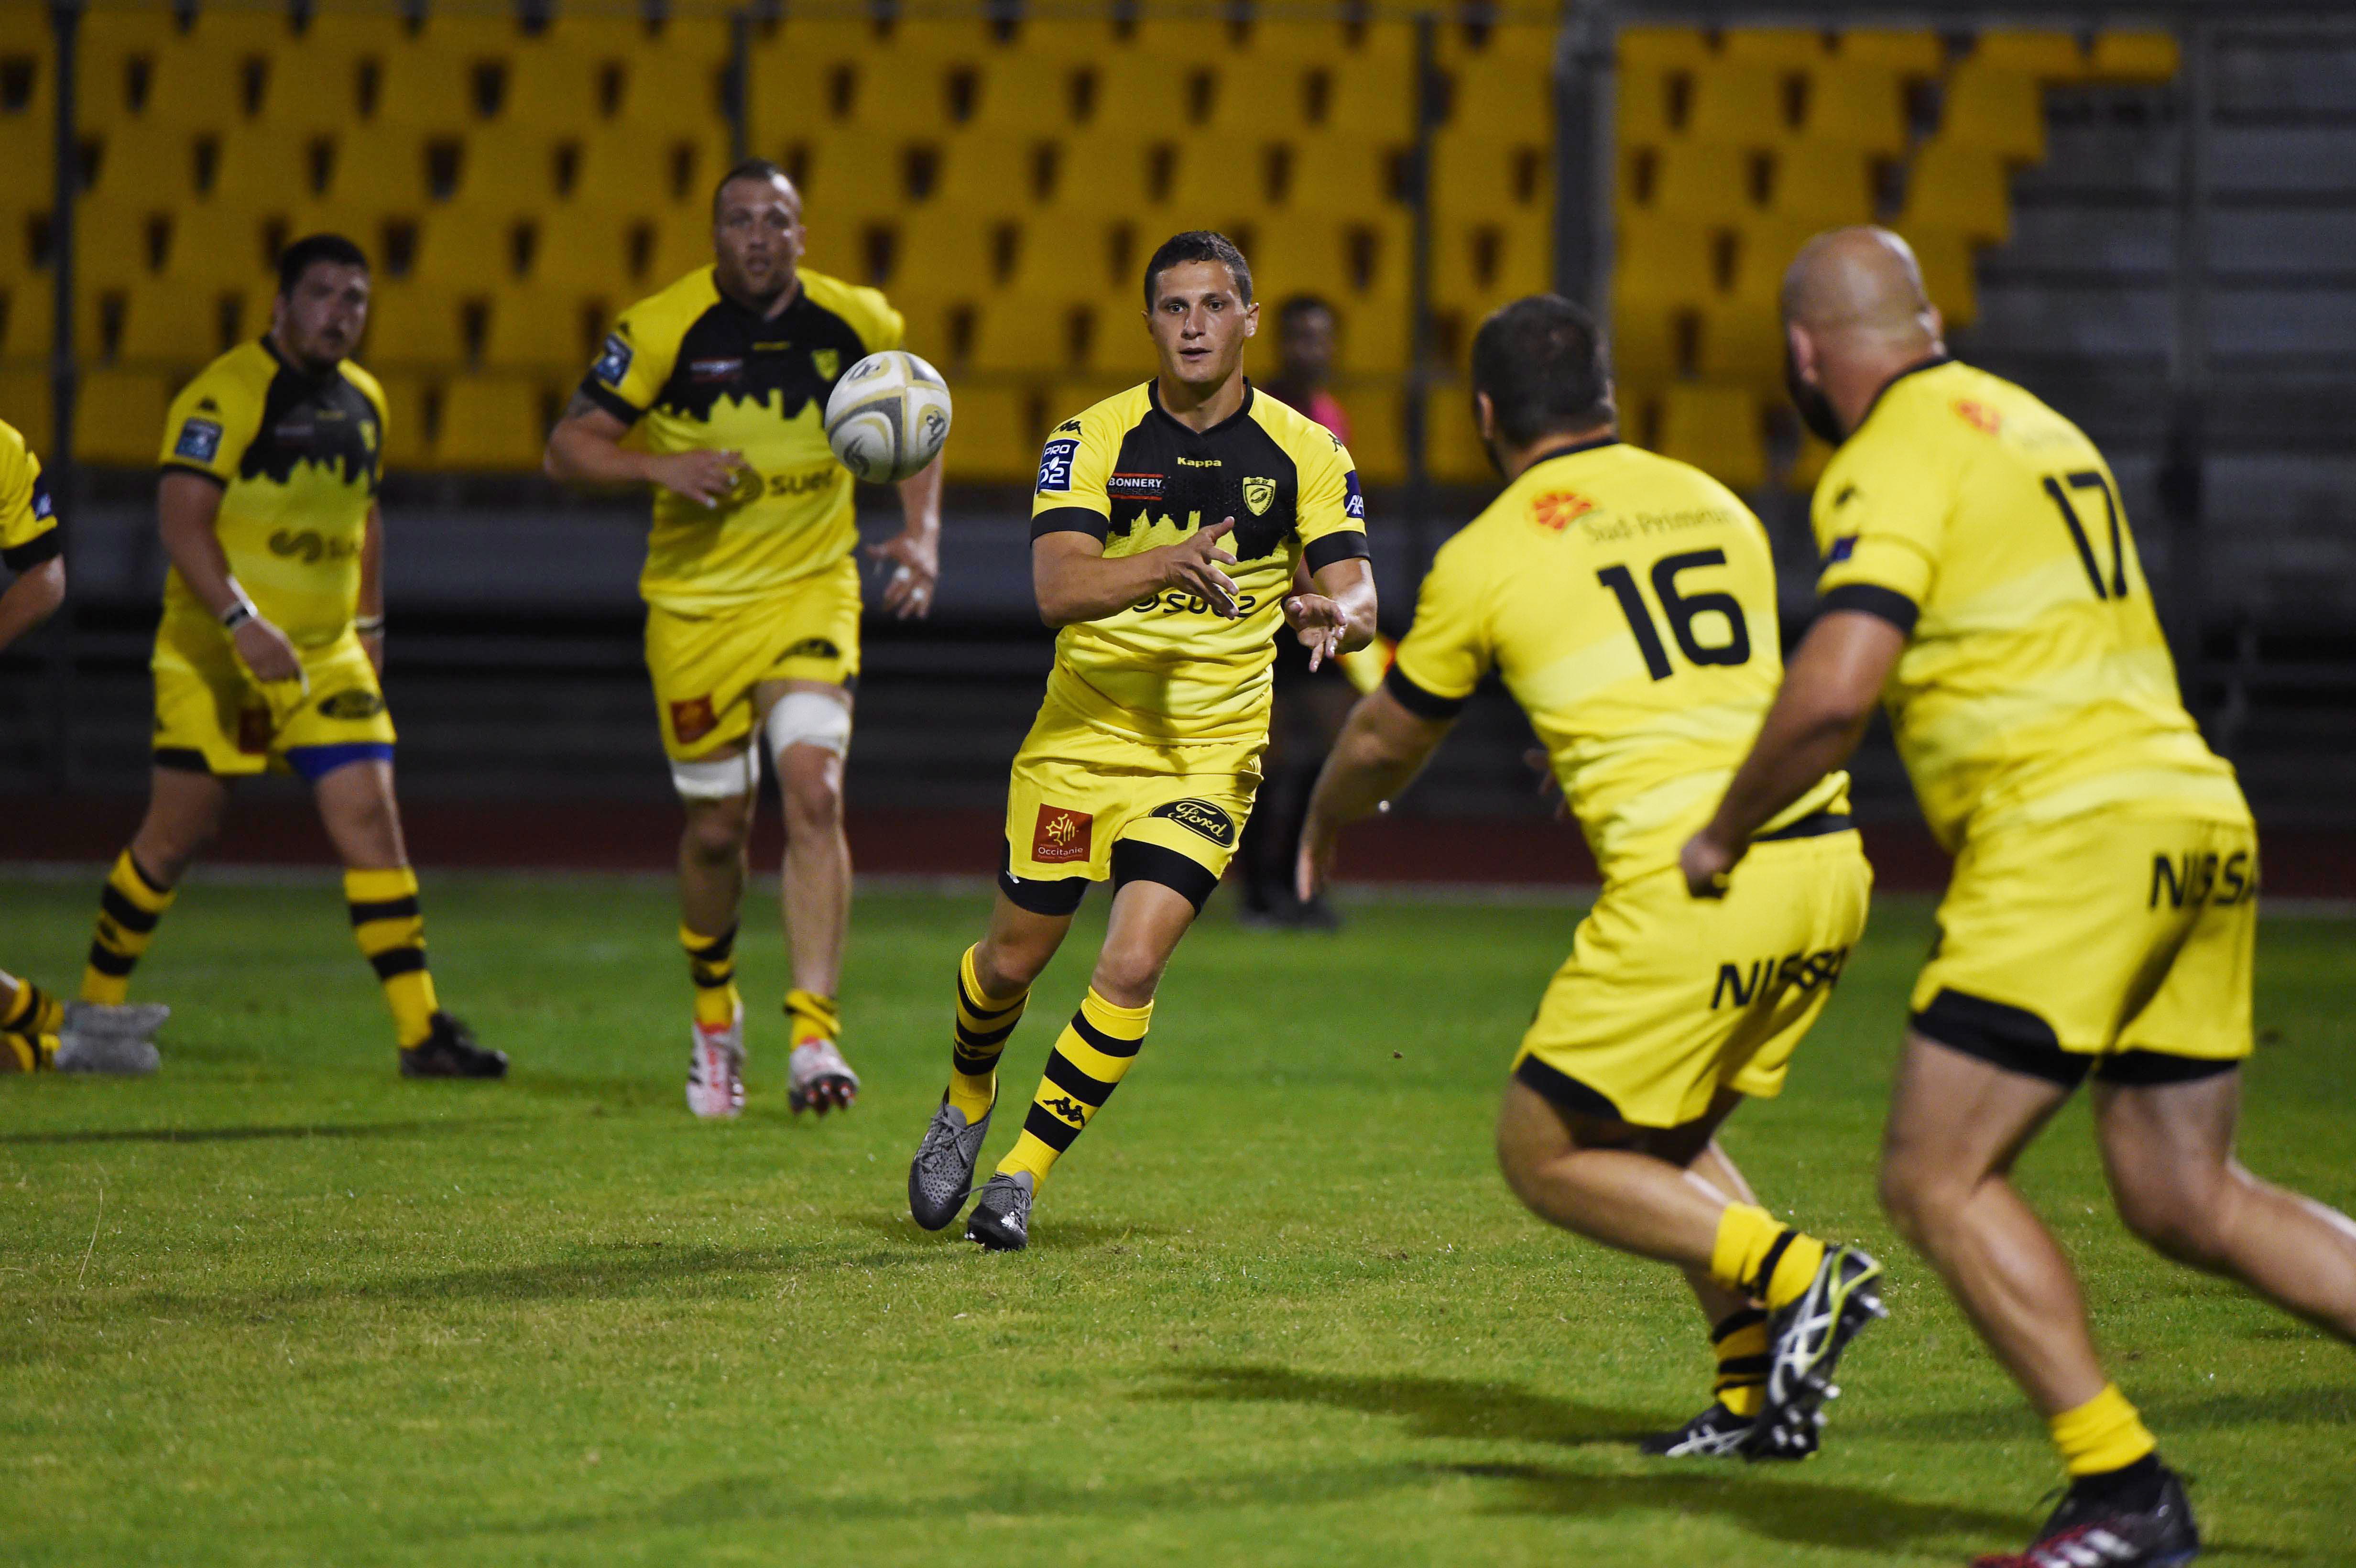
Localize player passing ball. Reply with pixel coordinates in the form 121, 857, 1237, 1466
1301, 296, 1885, 1461
904, 231, 1376, 1250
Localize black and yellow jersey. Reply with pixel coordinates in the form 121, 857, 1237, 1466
0, 417, 59, 573
1813, 358, 2244, 849
579, 265, 903, 614
1031, 380, 1369, 747
158, 339, 385, 648
1389, 437, 1847, 883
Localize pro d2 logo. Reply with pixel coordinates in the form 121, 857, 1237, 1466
1149, 798, 1236, 849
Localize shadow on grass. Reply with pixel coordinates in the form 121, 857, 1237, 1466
833, 1211, 1173, 1249
0, 1119, 504, 1147
1151, 1361, 1660, 1447
1858, 1384, 2356, 1445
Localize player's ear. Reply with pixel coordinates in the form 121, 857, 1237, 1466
1923, 303, 1946, 349
1473, 390, 1497, 446
1243, 300, 1258, 338
1785, 322, 1819, 382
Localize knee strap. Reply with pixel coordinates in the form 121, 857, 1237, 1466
670, 748, 759, 802
764, 689, 852, 761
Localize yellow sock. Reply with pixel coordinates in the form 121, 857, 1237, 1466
785, 989, 840, 1047
2050, 1384, 2158, 1477
82, 851, 176, 1005
346, 867, 439, 1048
1709, 1203, 1829, 1312
1710, 1307, 1770, 1418
680, 923, 740, 1029
996, 988, 1151, 1190
0, 971, 62, 1039
949, 945, 1028, 1123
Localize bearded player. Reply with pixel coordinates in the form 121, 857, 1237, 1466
903, 231, 1376, 1251
545, 159, 943, 1120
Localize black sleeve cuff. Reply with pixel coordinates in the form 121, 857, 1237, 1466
1, 529, 60, 572
1030, 507, 1110, 542
1383, 662, 1466, 720
576, 378, 645, 426
158, 462, 228, 488
1818, 583, 1920, 635
1303, 532, 1372, 574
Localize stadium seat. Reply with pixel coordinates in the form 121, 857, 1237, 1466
1618, 63, 1680, 145
936, 132, 1058, 212
570, 128, 721, 213
74, 365, 170, 464
1208, 54, 1314, 137
323, 128, 439, 215
1446, 57, 1553, 143
499, 43, 606, 132
2087, 33, 2180, 82
210, 125, 329, 212
481, 286, 596, 373
0, 369, 53, 455
1938, 65, 2047, 162
970, 54, 1087, 136
1656, 381, 1764, 491
1617, 27, 1712, 71
73, 9, 169, 128
1341, 384, 1403, 485
1431, 135, 1547, 218
1434, 214, 1551, 312
1799, 63, 1909, 153
409, 206, 534, 294
431, 374, 546, 470
1833, 30, 1946, 74
793, 134, 923, 223
1425, 383, 1489, 483
1897, 227, 1979, 328
1686, 65, 1793, 148
644, 214, 714, 289
370, 370, 433, 470
75, 199, 170, 290
947, 382, 1042, 483
1609, 301, 1683, 381
138, 37, 261, 132
1, 274, 53, 360
452, 129, 567, 211
81, 118, 207, 206
1973, 30, 2086, 79
1090, 54, 1198, 134
1721, 29, 1831, 67
0, 200, 51, 285
1044, 136, 1164, 219
115, 277, 232, 367
969, 294, 1099, 375
1695, 296, 1782, 387
609, 33, 731, 139
1728, 214, 1820, 306
1900, 142, 2012, 245
885, 205, 1005, 300
1329, 299, 1409, 377
1321, 48, 1417, 141
1284, 138, 1407, 216
1615, 212, 1719, 312
884, 16, 1021, 65
164, 203, 280, 291
371, 30, 498, 131
362, 283, 468, 369
1766, 147, 1875, 226
1650, 142, 1764, 223
534, 206, 654, 300
1255, 213, 1412, 306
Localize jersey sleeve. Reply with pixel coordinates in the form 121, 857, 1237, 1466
1385, 541, 1490, 719
1029, 407, 1115, 541
0, 432, 59, 571
1812, 435, 1950, 633
1294, 426, 1371, 574
851, 288, 905, 354
158, 359, 265, 486
578, 295, 684, 425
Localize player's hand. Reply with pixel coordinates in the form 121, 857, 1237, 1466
1161, 516, 1241, 620
1680, 828, 1741, 900
1295, 816, 1338, 905
1524, 747, 1569, 821
865, 528, 939, 620
648, 449, 745, 509
1283, 591, 1347, 671
232, 616, 305, 687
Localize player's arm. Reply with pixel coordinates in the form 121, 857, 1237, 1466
157, 470, 302, 684
357, 501, 385, 674
0, 555, 64, 653
864, 457, 942, 620
1284, 442, 1376, 667
1283, 556, 1377, 671
543, 391, 740, 507
1032, 518, 1244, 627
0, 460, 64, 653
1680, 609, 1906, 896
1296, 680, 1454, 901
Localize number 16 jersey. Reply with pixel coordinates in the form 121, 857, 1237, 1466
1388, 436, 1845, 884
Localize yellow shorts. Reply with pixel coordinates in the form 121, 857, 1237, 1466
1512, 823, 1873, 1130
1911, 810, 2257, 1085
645, 555, 862, 762
998, 695, 1262, 916
151, 610, 394, 778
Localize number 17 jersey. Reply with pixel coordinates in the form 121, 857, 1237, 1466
1388, 437, 1846, 884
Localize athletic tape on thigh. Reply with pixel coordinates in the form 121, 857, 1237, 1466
764, 689, 852, 760
671, 748, 759, 801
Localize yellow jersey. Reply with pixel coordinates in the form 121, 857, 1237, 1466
1390, 436, 1848, 884
1813, 358, 2245, 850
0, 417, 59, 573
581, 266, 903, 614
1031, 380, 1369, 749
157, 339, 386, 648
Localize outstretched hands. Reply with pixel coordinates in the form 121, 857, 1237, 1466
1162, 516, 1242, 619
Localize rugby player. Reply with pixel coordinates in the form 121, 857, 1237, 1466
0, 414, 165, 1074
1301, 295, 1885, 1459
545, 159, 941, 1120
1685, 228, 2356, 1563
904, 232, 1375, 1251
76, 235, 504, 1078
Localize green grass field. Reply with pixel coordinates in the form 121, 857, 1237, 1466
1, 871, 2350, 1567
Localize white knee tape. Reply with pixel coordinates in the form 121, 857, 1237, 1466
670, 748, 759, 801
765, 690, 852, 760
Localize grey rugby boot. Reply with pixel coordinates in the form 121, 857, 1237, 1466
62, 1001, 171, 1039
53, 1028, 161, 1075
965, 1169, 1034, 1252
1743, 1244, 1886, 1460
908, 1094, 992, 1230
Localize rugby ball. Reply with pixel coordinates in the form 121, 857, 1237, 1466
823, 350, 952, 483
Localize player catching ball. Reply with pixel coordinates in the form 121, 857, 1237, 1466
545, 159, 944, 1120
905, 231, 1376, 1250
1300, 296, 1885, 1460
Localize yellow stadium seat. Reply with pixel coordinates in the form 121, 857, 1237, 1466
139, 40, 261, 131
481, 286, 596, 373
372, 36, 495, 131
1340, 384, 1402, 485
1834, 30, 1946, 75
409, 206, 534, 295
644, 214, 715, 290
432, 374, 546, 469
1610, 303, 1682, 381
82, 118, 207, 205
1427, 384, 1490, 484
324, 129, 438, 214
1321, 49, 1417, 141
76, 200, 169, 290
362, 283, 468, 369
1122, 17, 1231, 65
1938, 65, 2047, 162
1686, 65, 1793, 148
1722, 29, 1831, 67
1766, 147, 1874, 226
75, 365, 171, 464
500, 43, 607, 132
451, 130, 567, 210
1282, 138, 1405, 216
0, 369, 53, 455
969, 294, 1099, 375
1043, 136, 1162, 219
1164, 134, 1272, 218
210, 126, 328, 211
0, 199, 51, 283
969, 54, 1087, 136
1434, 213, 1551, 312
933, 132, 1053, 211
997, 12, 1125, 65
74, 10, 168, 128
1896, 227, 1979, 328
1651, 142, 1764, 224
1728, 214, 1820, 305
1329, 299, 1408, 377
1657, 382, 1764, 491
748, 31, 859, 151
535, 207, 655, 299
1615, 212, 1719, 312
569, 128, 721, 213
1209, 54, 1314, 137
1432, 134, 1548, 220
612, 43, 730, 140
1090, 53, 1198, 134
1973, 30, 2086, 79
887, 205, 1005, 300
184, 7, 297, 63
1255, 213, 1412, 306
370, 370, 432, 470
791, 134, 923, 223
943, 382, 1041, 483
884, 16, 1020, 64
1900, 142, 2012, 245
164, 204, 279, 291
1447, 58, 1553, 142
1617, 27, 1711, 71
2087, 33, 2179, 82
115, 278, 233, 367
1800, 64, 1909, 153
1695, 297, 1782, 386
1, 273, 53, 360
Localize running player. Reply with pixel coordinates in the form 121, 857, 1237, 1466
1684, 228, 2356, 1563
545, 158, 941, 1120
75, 235, 505, 1079
904, 231, 1376, 1251
1300, 295, 1885, 1459
0, 414, 165, 1074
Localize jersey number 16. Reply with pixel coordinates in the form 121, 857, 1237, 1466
1597, 548, 1753, 681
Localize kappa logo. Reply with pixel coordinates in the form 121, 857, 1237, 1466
670, 695, 719, 746
812, 348, 841, 381
173, 417, 224, 464
316, 688, 387, 721
1032, 805, 1093, 864
1041, 1094, 1088, 1127
1149, 798, 1237, 849
1036, 438, 1079, 493
591, 333, 633, 385
1241, 476, 1276, 516
1531, 490, 1596, 532
1953, 399, 2003, 435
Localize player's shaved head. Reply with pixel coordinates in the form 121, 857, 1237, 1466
712, 157, 798, 222
1780, 227, 1935, 343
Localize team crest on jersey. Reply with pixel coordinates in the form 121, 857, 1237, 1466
1037, 438, 1079, 493
812, 348, 840, 381
1032, 805, 1092, 864
173, 417, 224, 463
1148, 798, 1236, 849
1953, 399, 2003, 435
1531, 490, 1596, 532
670, 696, 719, 746
317, 688, 387, 720
1241, 477, 1276, 516
592, 333, 633, 385
1343, 469, 1364, 519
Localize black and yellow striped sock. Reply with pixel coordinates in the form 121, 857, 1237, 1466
948, 945, 1028, 1122
347, 867, 439, 1048
1710, 1307, 1770, 1419
0, 970, 60, 1072
785, 989, 840, 1046
82, 850, 176, 1005
680, 923, 740, 1029
1709, 1203, 1829, 1312
995, 988, 1151, 1190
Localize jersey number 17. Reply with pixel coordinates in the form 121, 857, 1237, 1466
1596, 548, 1754, 682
